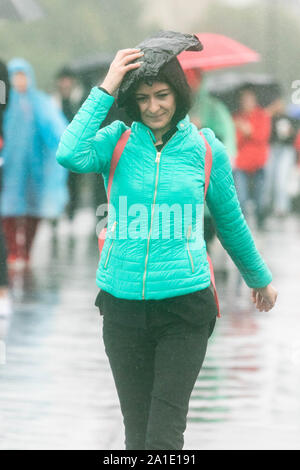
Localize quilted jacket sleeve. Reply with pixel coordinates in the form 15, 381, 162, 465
202, 128, 272, 289
56, 87, 128, 175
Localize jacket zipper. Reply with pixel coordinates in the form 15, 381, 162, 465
142, 132, 177, 299
104, 221, 118, 269
142, 150, 161, 299
186, 225, 195, 273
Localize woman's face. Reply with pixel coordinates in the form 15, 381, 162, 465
12, 71, 28, 93
135, 81, 176, 133
239, 90, 257, 113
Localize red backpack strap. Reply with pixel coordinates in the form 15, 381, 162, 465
98, 129, 131, 259
107, 129, 131, 203
199, 130, 221, 318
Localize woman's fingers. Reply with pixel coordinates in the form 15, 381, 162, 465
252, 290, 270, 311
116, 48, 142, 58
258, 296, 273, 312
252, 290, 262, 308
260, 295, 272, 311
257, 293, 264, 310
251, 285, 277, 312
124, 61, 143, 71
121, 51, 144, 66
116, 49, 143, 66
100, 49, 143, 94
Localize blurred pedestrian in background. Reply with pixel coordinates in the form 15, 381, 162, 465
0, 58, 68, 267
233, 84, 271, 230
53, 67, 84, 223
187, 69, 237, 162
0, 59, 12, 317
0, 60, 10, 147
291, 129, 300, 213
264, 97, 298, 218
186, 68, 236, 275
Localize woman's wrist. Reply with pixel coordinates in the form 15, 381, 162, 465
97, 85, 111, 96
98, 80, 116, 96
257, 282, 273, 291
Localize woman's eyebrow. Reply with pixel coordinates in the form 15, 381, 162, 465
155, 88, 170, 94
135, 88, 171, 97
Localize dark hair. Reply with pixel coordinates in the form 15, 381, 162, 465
238, 83, 257, 97
0, 60, 10, 137
121, 57, 192, 124
56, 66, 76, 80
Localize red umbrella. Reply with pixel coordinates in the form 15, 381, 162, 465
178, 33, 260, 71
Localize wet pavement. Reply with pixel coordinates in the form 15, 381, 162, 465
0, 209, 299, 450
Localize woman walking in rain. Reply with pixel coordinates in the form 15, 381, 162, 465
57, 32, 277, 450
1, 58, 68, 267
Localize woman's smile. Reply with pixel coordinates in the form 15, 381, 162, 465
147, 113, 167, 120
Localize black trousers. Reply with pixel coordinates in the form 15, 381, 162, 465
102, 303, 216, 450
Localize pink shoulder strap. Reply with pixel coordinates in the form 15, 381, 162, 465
107, 129, 131, 203
199, 131, 212, 200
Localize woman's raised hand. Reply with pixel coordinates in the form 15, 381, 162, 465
251, 283, 278, 312
99, 49, 144, 95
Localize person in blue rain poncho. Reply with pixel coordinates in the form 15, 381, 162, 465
0, 58, 68, 265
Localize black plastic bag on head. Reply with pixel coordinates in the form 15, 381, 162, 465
117, 30, 203, 107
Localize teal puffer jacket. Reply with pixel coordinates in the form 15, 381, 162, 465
56, 87, 272, 300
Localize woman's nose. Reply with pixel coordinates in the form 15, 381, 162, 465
148, 98, 160, 114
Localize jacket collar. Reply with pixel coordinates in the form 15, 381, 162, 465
131, 115, 190, 143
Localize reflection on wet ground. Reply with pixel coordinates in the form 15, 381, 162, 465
0, 210, 300, 450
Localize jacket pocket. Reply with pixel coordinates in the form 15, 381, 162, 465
103, 221, 118, 270
186, 225, 195, 273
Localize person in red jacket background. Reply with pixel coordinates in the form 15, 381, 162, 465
294, 129, 300, 167
233, 84, 271, 230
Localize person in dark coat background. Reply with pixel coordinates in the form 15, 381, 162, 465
0, 59, 12, 317
264, 97, 298, 218
54, 67, 85, 222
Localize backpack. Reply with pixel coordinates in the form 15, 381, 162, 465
98, 129, 221, 317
